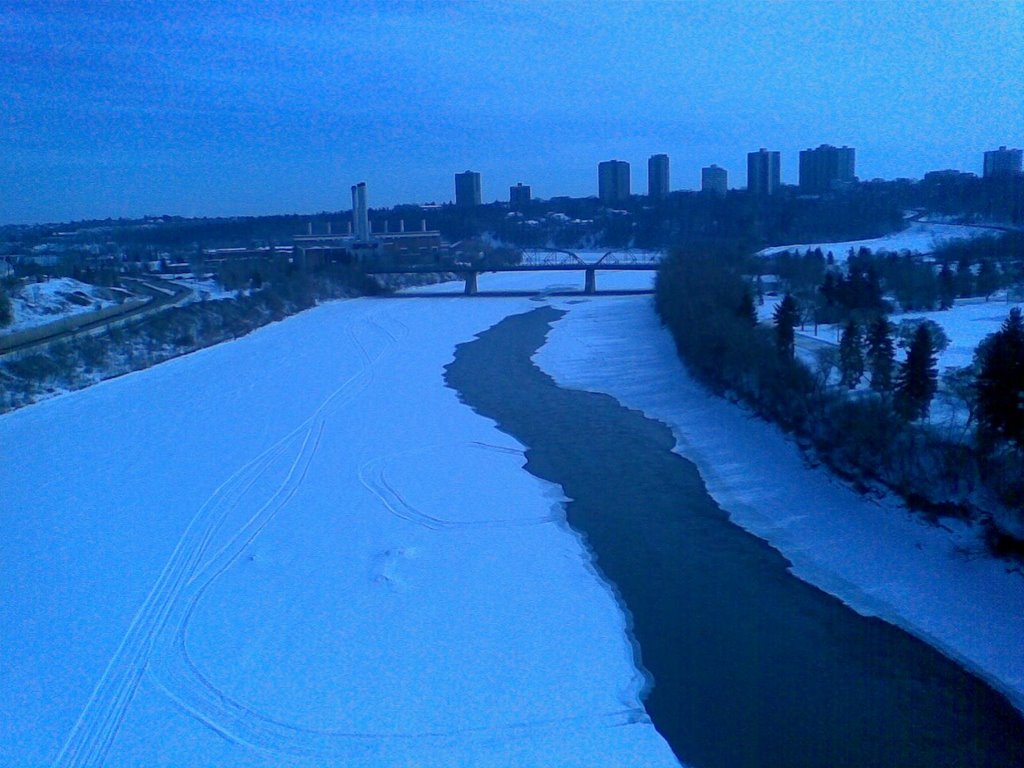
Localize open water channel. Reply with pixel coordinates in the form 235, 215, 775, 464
445, 305, 1024, 768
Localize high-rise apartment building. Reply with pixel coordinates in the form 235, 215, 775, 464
799, 145, 856, 192
351, 182, 369, 241
983, 146, 1023, 178
648, 154, 670, 199
598, 160, 631, 205
455, 170, 482, 207
747, 149, 781, 196
701, 165, 728, 197
509, 182, 532, 207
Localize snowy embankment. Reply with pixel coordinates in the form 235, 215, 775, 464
3, 277, 121, 333
0, 285, 677, 766
535, 292, 1024, 713
758, 221, 996, 261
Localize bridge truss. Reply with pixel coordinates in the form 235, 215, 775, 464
519, 249, 663, 267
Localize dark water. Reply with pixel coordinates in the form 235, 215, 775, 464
444, 305, 1024, 768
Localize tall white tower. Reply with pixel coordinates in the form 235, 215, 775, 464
351, 182, 369, 241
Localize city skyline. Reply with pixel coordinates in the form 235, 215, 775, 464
9, 139, 1021, 224
2, 1, 1022, 224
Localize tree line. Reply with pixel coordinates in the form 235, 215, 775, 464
766, 232, 1024, 330
656, 247, 1024, 547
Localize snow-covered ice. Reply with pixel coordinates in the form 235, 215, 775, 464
0, 278, 676, 766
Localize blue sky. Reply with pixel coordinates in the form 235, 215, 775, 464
2, 0, 1022, 223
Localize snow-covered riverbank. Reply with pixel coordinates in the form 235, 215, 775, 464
535, 292, 1024, 713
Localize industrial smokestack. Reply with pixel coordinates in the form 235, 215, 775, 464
400, 219, 405, 232
307, 222, 313, 235
384, 220, 389, 233
351, 182, 369, 242
421, 219, 426, 232
327, 222, 332, 235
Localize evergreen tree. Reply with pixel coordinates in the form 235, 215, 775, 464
896, 318, 950, 356
838, 319, 864, 389
736, 288, 758, 327
819, 271, 839, 304
938, 262, 956, 310
975, 307, 1024, 448
891, 258, 938, 311
895, 324, 938, 420
866, 316, 895, 394
773, 293, 799, 359
955, 255, 973, 297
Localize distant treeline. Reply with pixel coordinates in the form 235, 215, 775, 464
3, 172, 1018, 258
490, 189, 905, 250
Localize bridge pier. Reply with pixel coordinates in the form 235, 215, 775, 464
464, 271, 479, 295
584, 268, 596, 294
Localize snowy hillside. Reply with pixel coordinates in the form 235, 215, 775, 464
759, 221, 999, 262
162, 274, 238, 303
3, 277, 121, 333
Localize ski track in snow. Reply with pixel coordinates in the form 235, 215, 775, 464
358, 446, 559, 531
54, 308, 405, 767
51, 301, 648, 766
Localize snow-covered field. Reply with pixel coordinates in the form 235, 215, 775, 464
899, 298, 1024, 371
756, 295, 1023, 375
1, 271, 677, 767
4, 263, 1023, 767
3, 277, 121, 333
759, 221, 998, 261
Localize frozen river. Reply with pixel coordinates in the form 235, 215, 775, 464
3, 267, 1023, 766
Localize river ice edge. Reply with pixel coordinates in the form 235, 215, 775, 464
535, 293, 1024, 714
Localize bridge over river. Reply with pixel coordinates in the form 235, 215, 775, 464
364, 248, 662, 295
